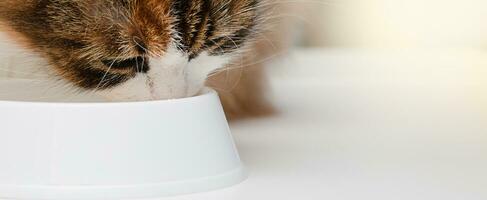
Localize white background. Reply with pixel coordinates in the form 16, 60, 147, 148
157, 48, 487, 200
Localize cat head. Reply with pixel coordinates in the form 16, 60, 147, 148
0, 0, 264, 100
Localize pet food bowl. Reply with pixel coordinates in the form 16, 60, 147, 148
0, 79, 246, 200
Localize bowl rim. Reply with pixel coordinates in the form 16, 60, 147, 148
0, 83, 217, 107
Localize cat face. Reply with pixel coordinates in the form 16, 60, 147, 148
0, 0, 260, 100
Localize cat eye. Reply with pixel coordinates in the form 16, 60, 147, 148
101, 57, 148, 72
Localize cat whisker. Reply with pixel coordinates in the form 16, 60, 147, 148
209, 50, 288, 75
135, 56, 140, 73
241, 27, 279, 51
256, 0, 342, 9
204, 38, 228, 55
141, 56, 145, 73
224, 35, 240, 50
93, 54, 121, 94
132, 37, 149, 54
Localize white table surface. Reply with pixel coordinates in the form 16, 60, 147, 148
157, 48, 487, 200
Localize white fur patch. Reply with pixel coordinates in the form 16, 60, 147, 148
0, 32, 51, 79
185, 52, 231, 95
99, 46, 231, 101
99, 74, 153, 101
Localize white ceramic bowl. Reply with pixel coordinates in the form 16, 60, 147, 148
0, 80, 246, 200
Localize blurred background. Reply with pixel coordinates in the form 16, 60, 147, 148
260, 0, 487, 116
225, 2, 487, 199
277, 0, 487, 48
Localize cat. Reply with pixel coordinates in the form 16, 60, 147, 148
0, 0, 278, 119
